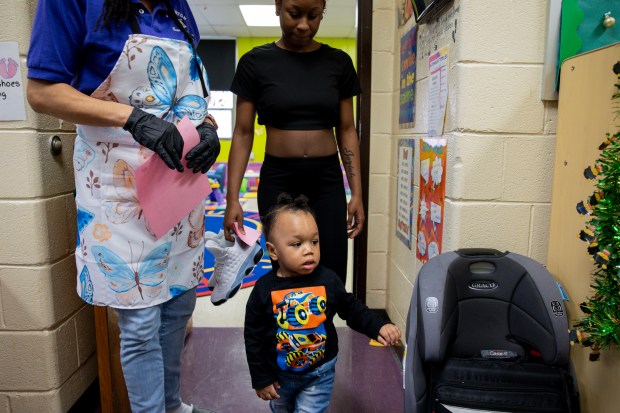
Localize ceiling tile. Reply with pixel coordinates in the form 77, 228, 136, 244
201, 5, 247, 26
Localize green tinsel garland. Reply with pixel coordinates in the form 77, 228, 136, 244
574, 63, 620, 358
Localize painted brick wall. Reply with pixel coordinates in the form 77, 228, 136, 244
368, 0, 558, 333
0, 1, 97, 412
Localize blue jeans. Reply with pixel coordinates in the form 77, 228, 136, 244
270, 357, 337, 413
116, 288, 197, 413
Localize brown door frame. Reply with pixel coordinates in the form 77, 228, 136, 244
354, 0, 372, 303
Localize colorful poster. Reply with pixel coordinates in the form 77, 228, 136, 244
0, 42, 26, 121
396, 139, 416, 249
398, 0, 415, 27
401, 0, 437, 24
427, 47, 449, 137
399, 25, 417, 129
416, 138, 447, 262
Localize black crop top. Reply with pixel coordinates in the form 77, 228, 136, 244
230, 42, 361, 130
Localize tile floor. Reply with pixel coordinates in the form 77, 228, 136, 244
180, 327, 404, 413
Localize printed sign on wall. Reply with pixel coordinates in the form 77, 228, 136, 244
396, 139, 416, 249
0, 42, 26, 121
416, 138, 447, 262
428, 47, 449, 137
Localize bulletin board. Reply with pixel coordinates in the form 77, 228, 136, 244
559, 0, 620, 73
546, 43, 620, 413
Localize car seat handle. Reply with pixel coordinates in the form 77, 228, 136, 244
456, 248, 507, 258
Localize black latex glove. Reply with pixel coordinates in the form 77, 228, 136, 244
123, 107, 184, 172
186, 122, 220, 173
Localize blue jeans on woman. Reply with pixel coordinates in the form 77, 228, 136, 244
116, 287, 197, 413
270, 357, 338, 413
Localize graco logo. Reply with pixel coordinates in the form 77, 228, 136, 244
551, 300, 564, 317
468, 280, 498, 290
425, 297, 439, 313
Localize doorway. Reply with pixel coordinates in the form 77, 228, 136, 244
192, 0, 369, 329
94, 1, 372, 411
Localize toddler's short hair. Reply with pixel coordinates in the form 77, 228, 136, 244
262, 193, 317, 240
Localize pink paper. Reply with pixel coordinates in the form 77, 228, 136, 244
136, 117, 212, 239
233, 222, 262, 245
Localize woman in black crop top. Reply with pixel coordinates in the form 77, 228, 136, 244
225, 0, 364, 284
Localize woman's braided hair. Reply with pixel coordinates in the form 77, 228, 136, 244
262, 193, 316, 240
97, 0, 135, 29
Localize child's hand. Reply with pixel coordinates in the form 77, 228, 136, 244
255, 382, 280, 401
377, 323, 401, 346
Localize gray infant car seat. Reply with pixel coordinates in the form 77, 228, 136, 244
404, 249, 580, 413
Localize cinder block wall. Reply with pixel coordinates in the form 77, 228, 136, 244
367, 0, 558, 333
365, 0, 398, 309
0, 1, 97, 412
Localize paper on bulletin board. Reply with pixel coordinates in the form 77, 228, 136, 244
0, 42, 26, 121
396, 139, 416, 249
416, 138, 447, 263
428, 47, 449, 137
399, 25, 417, 129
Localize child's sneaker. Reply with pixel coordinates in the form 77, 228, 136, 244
206, 233, 263, 306
204, 230, 226, 290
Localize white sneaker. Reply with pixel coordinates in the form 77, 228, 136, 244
204, 230, 226, 290
206, 232, 263, 306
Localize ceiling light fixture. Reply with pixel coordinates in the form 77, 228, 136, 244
239, 5, 280, 27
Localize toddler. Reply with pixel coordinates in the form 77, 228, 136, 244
244, 193, 401, 412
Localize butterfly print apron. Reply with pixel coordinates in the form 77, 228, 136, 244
73, 28, 208, 308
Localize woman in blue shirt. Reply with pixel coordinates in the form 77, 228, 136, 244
27, 1, 218, 412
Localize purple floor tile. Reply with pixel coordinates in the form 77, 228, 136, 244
180, 328, 403, 413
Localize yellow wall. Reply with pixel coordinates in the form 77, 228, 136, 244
216, 37, 357, 163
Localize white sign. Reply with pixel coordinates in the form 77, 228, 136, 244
208, 90, 233, 109
208, 109, 232, 139
396, 139, 415, 249
427, 47, 449, 137
0, 42, 26, 121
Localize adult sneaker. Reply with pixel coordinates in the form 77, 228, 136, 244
206, 234, 263, 306
204, 230, 226, 290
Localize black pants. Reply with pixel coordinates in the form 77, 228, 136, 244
258, 153, 348, 283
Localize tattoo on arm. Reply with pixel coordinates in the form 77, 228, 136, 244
342, 148, 356, 177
